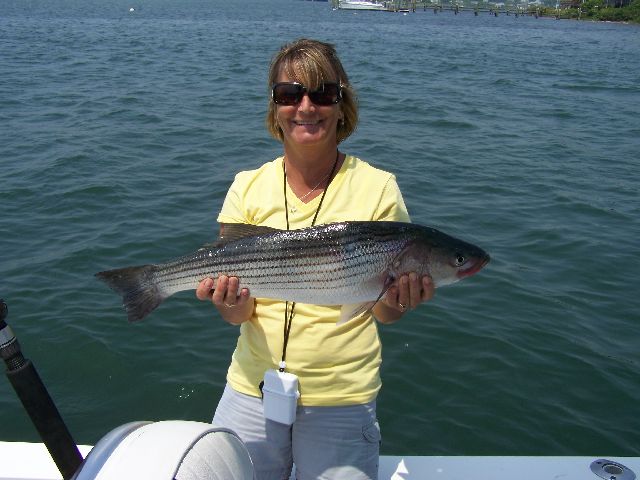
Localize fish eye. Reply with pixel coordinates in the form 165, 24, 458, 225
454, 254, 466, 267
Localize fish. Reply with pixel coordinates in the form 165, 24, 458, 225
95, 221, 490, 323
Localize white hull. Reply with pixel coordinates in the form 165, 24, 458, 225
338, 0, 388, 10
0, 441, 638, 480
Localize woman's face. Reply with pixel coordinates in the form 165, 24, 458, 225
274, 70, 343, 150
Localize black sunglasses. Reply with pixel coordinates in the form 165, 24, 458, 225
271, 82, 342, 106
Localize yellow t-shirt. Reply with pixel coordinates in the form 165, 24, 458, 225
217, 155, 410, 406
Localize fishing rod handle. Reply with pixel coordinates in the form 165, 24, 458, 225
0, 299, 7, 322
0, 299, 83, 479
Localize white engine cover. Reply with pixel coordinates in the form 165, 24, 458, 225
72, 420, 254, 480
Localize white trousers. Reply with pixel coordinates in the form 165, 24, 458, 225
212, 384, 381, 480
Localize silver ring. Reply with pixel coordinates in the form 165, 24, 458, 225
224, 303, 236, 308
398, 302, 406, 311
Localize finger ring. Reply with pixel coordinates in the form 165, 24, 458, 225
224, 303, 236, 308
398, 302, 406, 311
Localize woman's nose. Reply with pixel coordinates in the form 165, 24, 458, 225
297, 93, 316, 111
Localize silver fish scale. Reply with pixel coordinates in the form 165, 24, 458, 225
96, 220, 489, 321
153, 222, 413, 305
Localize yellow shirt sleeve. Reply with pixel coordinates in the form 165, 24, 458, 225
218, 155, 410, 406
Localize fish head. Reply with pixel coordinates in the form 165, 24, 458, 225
452, 245, 491, 280
409, 226, 490, 287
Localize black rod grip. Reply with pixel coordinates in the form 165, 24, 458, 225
1, 300, 83, 479
6, 361, 83, 479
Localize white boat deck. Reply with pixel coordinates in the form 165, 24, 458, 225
0, 441, 638, 480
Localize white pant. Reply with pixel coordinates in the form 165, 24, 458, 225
212, 384, 380, 480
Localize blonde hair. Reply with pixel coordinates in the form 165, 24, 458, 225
265, 38, 358, 144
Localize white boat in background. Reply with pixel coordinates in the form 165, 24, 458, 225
337, 0, 389, 10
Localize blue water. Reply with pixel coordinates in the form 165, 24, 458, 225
2, 0, 639, 457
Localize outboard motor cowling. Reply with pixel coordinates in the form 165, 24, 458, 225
72, 420, 254, 480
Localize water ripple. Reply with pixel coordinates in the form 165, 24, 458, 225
2, 0, 639, 454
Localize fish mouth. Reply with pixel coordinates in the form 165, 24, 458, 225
457, 253, 490, 279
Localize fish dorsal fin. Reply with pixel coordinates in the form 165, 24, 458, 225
199, 223, 281, 251
218, 223, 281, 242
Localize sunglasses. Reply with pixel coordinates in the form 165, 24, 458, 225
271, 82, 342, 106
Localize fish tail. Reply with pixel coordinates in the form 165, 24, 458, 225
95, 265, 165, 322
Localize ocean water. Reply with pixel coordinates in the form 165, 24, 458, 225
1, 0, 639, 458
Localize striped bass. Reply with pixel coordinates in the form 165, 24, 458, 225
96, 221, 490, 323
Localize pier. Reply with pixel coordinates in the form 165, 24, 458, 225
333, 0, 563, 18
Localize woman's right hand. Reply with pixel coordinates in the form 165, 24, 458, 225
196, 276, 253, 325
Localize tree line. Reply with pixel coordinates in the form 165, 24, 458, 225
545, 0, 640, 21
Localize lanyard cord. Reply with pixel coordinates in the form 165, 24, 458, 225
280, 150, 340, 372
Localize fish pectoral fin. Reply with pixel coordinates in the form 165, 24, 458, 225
338, 302, 377, 325
336, 274, 396, 325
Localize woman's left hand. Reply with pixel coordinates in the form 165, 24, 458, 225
373, 273, 434, 324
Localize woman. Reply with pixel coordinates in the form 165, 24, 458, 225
196, 38, 434, 480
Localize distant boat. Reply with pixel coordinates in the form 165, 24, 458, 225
337, 0, 388, 10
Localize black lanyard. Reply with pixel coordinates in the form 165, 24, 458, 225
280, 151, 339, 372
